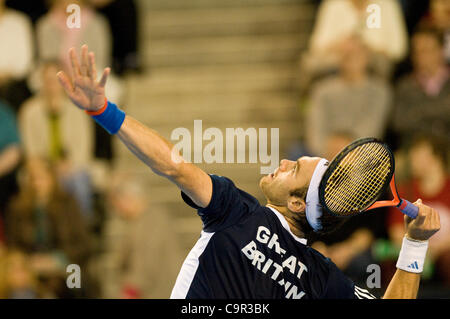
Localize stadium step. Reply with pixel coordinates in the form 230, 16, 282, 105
117, 0, 316, 238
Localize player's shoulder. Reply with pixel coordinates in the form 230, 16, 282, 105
210, 174, 262, 208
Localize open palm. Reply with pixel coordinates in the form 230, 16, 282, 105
57, 45, 110, 112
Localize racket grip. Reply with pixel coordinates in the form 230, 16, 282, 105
397, 199, 419, 219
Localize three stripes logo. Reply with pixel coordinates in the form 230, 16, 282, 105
407, 261, 419, 270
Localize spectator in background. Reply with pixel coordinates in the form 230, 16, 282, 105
19, 60, 94, 220
392, 26, 450, 149
427, 0, 450, 64
100, 173, 183, 298
0, 0, 33, 112
0, 250, 38, 299
386, 135, 450, 288
305, 36, 391, 158
91, 0, 141, 75
37, 0, 112, 72
36, 0, 122, 164
4, 158, 94, 298
300, 0, 408, 90
0, 101, 21, 217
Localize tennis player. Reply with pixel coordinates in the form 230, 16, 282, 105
57, 45, 440, 299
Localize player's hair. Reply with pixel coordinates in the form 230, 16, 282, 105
290, 187, 347, 240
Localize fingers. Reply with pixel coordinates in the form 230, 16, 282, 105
88, 52, 97, 82
430, 207, 440, 230
56, 71, 74, 94
69, 48, 82, 79
68, 45, 109, 88
408, 200, 441, 240
81, 45, 90, 78
99, 67, 111, 88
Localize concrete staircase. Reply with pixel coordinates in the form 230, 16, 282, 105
115, 0, 316, 250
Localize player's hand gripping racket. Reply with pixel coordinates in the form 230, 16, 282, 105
318, 137, 419, 219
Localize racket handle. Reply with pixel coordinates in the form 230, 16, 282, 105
397, 199, 419, 219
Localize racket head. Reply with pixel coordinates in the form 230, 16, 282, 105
318, 137, 395, 217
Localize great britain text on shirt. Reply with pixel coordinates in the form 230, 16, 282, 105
241, 226, 308, 299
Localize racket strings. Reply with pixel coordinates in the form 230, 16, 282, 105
325, 144, 380, 205
344, 145, 390, 204
326, 145, 390, 214
324, 143, 392, 215
327, 145, 390, 212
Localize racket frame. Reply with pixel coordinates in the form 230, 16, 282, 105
318, 137, 395, 217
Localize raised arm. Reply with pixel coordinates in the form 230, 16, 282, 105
57, 45, 212, 208
383, 200, 440, 299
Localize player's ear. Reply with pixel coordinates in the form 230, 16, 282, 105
287, 195, 305, 213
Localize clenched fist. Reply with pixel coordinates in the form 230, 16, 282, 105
405, 199, 440, 241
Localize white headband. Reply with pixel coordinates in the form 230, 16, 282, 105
305, 158, 329, 232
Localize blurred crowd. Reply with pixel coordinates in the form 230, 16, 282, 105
0, 0, 182, 299
0, 0, 449, 299
292, 0, 450, 298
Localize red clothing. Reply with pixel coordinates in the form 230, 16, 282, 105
386, 177, 450, 285
387, 177, 450, 247
387, 178, 450, 226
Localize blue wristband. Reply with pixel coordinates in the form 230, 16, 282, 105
90, 100, 126, 135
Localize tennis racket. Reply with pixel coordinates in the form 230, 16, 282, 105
318, 137, 418, 219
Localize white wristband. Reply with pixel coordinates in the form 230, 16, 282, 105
396, 237, 428, 273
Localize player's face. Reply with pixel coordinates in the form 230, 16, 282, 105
259, 156, 322, 206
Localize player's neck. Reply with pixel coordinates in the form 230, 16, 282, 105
266, 204, 306, 239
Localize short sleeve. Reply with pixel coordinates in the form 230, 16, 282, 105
323, 262, 376, 299
181, 175, 260, 233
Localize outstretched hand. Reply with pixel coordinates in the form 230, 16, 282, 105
57, 45, 110, 112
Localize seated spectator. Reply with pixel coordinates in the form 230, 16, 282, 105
300, 0, 408, 90
4, 158, 94, 297
0, 0, 33, 111
305, 36, 392, 157
36, 0, 112, 73
99, 173, 184, 298
0, 101, 21, 217
386, 135, 450, 288
392, 26, 450, 148
19, 60, 95, 219
0, 249, 38, 299
36, 0, 123, 165
427, 0, 450, 64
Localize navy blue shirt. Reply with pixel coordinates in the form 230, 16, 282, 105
170, 175, 375, 299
